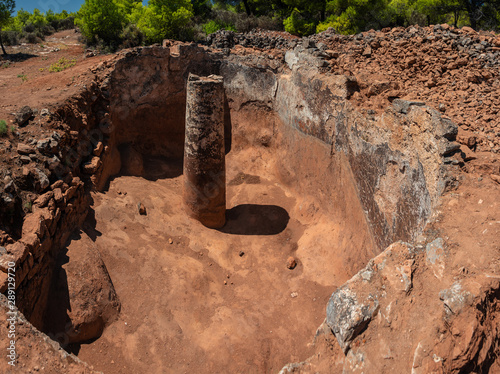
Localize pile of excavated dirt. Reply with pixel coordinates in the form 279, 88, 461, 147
209, 25, 500, 154
312, 25, 500, 155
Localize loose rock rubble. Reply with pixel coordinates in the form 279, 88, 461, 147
209, 25, 500, 153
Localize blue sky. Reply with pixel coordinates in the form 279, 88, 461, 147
15, 0, 84, 13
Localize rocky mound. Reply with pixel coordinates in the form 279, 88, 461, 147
208, 25, 500, 154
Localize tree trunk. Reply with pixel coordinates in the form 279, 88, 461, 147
469, 14, 477, 29
320, 2, 326, 22
242, 0, 252, 16
463, 0, 477, 29
0, 29, 7, 56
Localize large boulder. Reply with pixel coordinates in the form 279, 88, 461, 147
45, 230, 120, 344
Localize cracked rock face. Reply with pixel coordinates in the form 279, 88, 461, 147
326, 285, 379, 353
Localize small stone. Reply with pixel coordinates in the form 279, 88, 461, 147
93, 142, 104, 156
15, 106, 33, 126
35, 169, 50, 192
291, 292, 298, 298
51, 180, 64, 190
168, 238, 173, 244
490, 174, 500, 184
53, 188, 63, 203
20, 155, 31, 164
138, 202, 147, 215
34, 191, 53, 208
82, 156, 101, 174
7, 242, 28, 264
239, 251, 245, 257
17, 143, 35, 155
287, 256, 297, 270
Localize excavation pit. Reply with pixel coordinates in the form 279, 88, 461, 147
61, 104, 378, 373
6, 43, 458, 373
43, 46, 381, 373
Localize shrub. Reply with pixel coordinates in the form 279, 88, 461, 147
283, 9, 316, 36
41, 25, 55, 36
135, 0, 194, 44
191, 23, 206, 41
25, 32, 41, 44
234, 14, 281, 32
0, 120, 7, 136
49, 57, 76, 72
206, 9, 281, 34
203, 19, 236, 35
1, 30, 18, 46
56, 16, 75, 30
23, 23, 36, 33
120, 23, 144, 49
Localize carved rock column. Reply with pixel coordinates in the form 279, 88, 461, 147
183, 74, 226, 228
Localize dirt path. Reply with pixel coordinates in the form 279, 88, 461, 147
0, 30, 111, 122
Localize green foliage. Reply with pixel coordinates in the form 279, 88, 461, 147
0, 29, 17, 45
3, 8, 75, 46
27, 8, 48, 28
49, 57, 76, 72
284, 8, 316, 35
135, 0, 194, 44
0, 0, 15, 27
0, 0, 15, 53
17, 73, 27, 82
193, 0, 212, 17
76, 0, 123, 45
318, 0, 394, 34
202, 19, 236, 34
0, 119, 7, 136
119, 23, 144, 48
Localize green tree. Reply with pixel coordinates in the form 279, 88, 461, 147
317, 0, 391, 34
284, 8, 317, 35
115, 0, 141, 20
76, 0, 123, 45
0, 0, 15, 55
214, 0, 254, 15
134, 0, 193, 43
460, 0, 500, 28
192, 0, 212, 17
27, 8, 48, 28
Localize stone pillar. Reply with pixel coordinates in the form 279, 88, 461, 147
183, 74, 226, 229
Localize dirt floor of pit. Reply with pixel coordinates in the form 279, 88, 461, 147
70, 147, 360, 374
